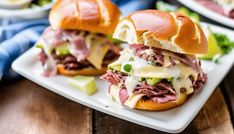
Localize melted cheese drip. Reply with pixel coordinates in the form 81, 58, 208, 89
125, 76, 138, 95
164, 54, 171, 67
172, 64, 198, 95
84, 33, 110, 69
110, 48, 180, 78
109, 85, 144, 108
38, 39, 57, 75
87, 41, 109, 69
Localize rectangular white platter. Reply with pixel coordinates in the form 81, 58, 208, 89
177, 0, 234, 28
12, 23, 234, 133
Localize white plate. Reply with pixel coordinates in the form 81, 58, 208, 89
177, 0, 234, 28
12, 23, 234, 133
0, 1, 54, 19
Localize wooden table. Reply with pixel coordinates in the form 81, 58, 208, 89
0, 73, 233, 134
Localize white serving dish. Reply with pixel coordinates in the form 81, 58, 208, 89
12, 23, 234, 133
0, 0, 54, 19
177, 0, 234, 28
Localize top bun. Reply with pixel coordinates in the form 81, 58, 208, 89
49, 0, 121, 35
113, 10, 207, 54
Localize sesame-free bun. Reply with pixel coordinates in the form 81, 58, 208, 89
135, 93, 187, 111
49, 0, 121, 35
57, 64, 107, 76
113, 10, 208, 54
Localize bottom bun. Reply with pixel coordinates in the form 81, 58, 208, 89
109, 84, 187, 111
135, 93, 187, 111
57, 64, 107, 76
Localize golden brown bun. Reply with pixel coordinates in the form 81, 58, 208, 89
57, 64, 107, 76
49, 0, 121, 35
135, 94, 187, 111
113, 10, 208, 54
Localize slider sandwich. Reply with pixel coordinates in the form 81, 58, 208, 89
36, 0, 121, 76
101, 10, 208, 111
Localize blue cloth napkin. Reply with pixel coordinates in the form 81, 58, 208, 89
0, 19, 49, 80
0, 0, 155, 81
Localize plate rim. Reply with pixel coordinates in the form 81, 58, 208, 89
0, 0, 54, 19
177, 0, 234, 28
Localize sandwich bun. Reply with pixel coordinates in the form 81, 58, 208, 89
109, 84, 187, 111
49, 0, 121, 35
135, 94, 187, 111
113, 10, 208, 54
57, 64, 107, 76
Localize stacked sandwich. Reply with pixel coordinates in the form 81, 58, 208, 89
36, 0, 121, 76
101, 10, 208, 110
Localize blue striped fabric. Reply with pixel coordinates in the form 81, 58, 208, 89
0, 19, 49, 80
0, 0, 156, 81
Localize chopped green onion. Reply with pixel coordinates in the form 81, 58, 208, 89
129, 57, 134, 61
123, 64, 132, 72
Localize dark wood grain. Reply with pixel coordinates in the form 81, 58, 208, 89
0, 78, 233, 134
0, 79, 92, 134
94, 110, 198, 134
194, 88, 233, 134
223, 66, 234, 122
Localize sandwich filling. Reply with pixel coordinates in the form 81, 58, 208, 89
37, 27, 120, 76
101, 44, 207, 108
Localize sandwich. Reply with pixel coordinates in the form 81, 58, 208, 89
36, 0, 121, 76
101, 10, 208, 111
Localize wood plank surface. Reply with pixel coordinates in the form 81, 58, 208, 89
0, 79, 233, 134
194, 88, 233, 134
94, 111, 198, 134
0, 79, 92, 134
223, 66, 234, 121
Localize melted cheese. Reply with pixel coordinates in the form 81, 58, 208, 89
87, 42, 109, 69
164, 54, 171, 67
172, 64, 198, 95
109, 85, 144, 108
110, 48, 180, 78
125, 76, 138, 94
109, 85, 122, 104
86, 34, 111, 69
124, 94, 144, 108
133, 65, 180, 78
38, 39, 57, 75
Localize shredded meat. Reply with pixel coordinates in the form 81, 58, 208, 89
101, 71, 177, 104
39, 50, 119, 70
130, 44, 201, 72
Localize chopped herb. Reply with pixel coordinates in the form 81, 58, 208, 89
213, 33, 234, 54
129, 57, 134, 61
123, 64, 132, 72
